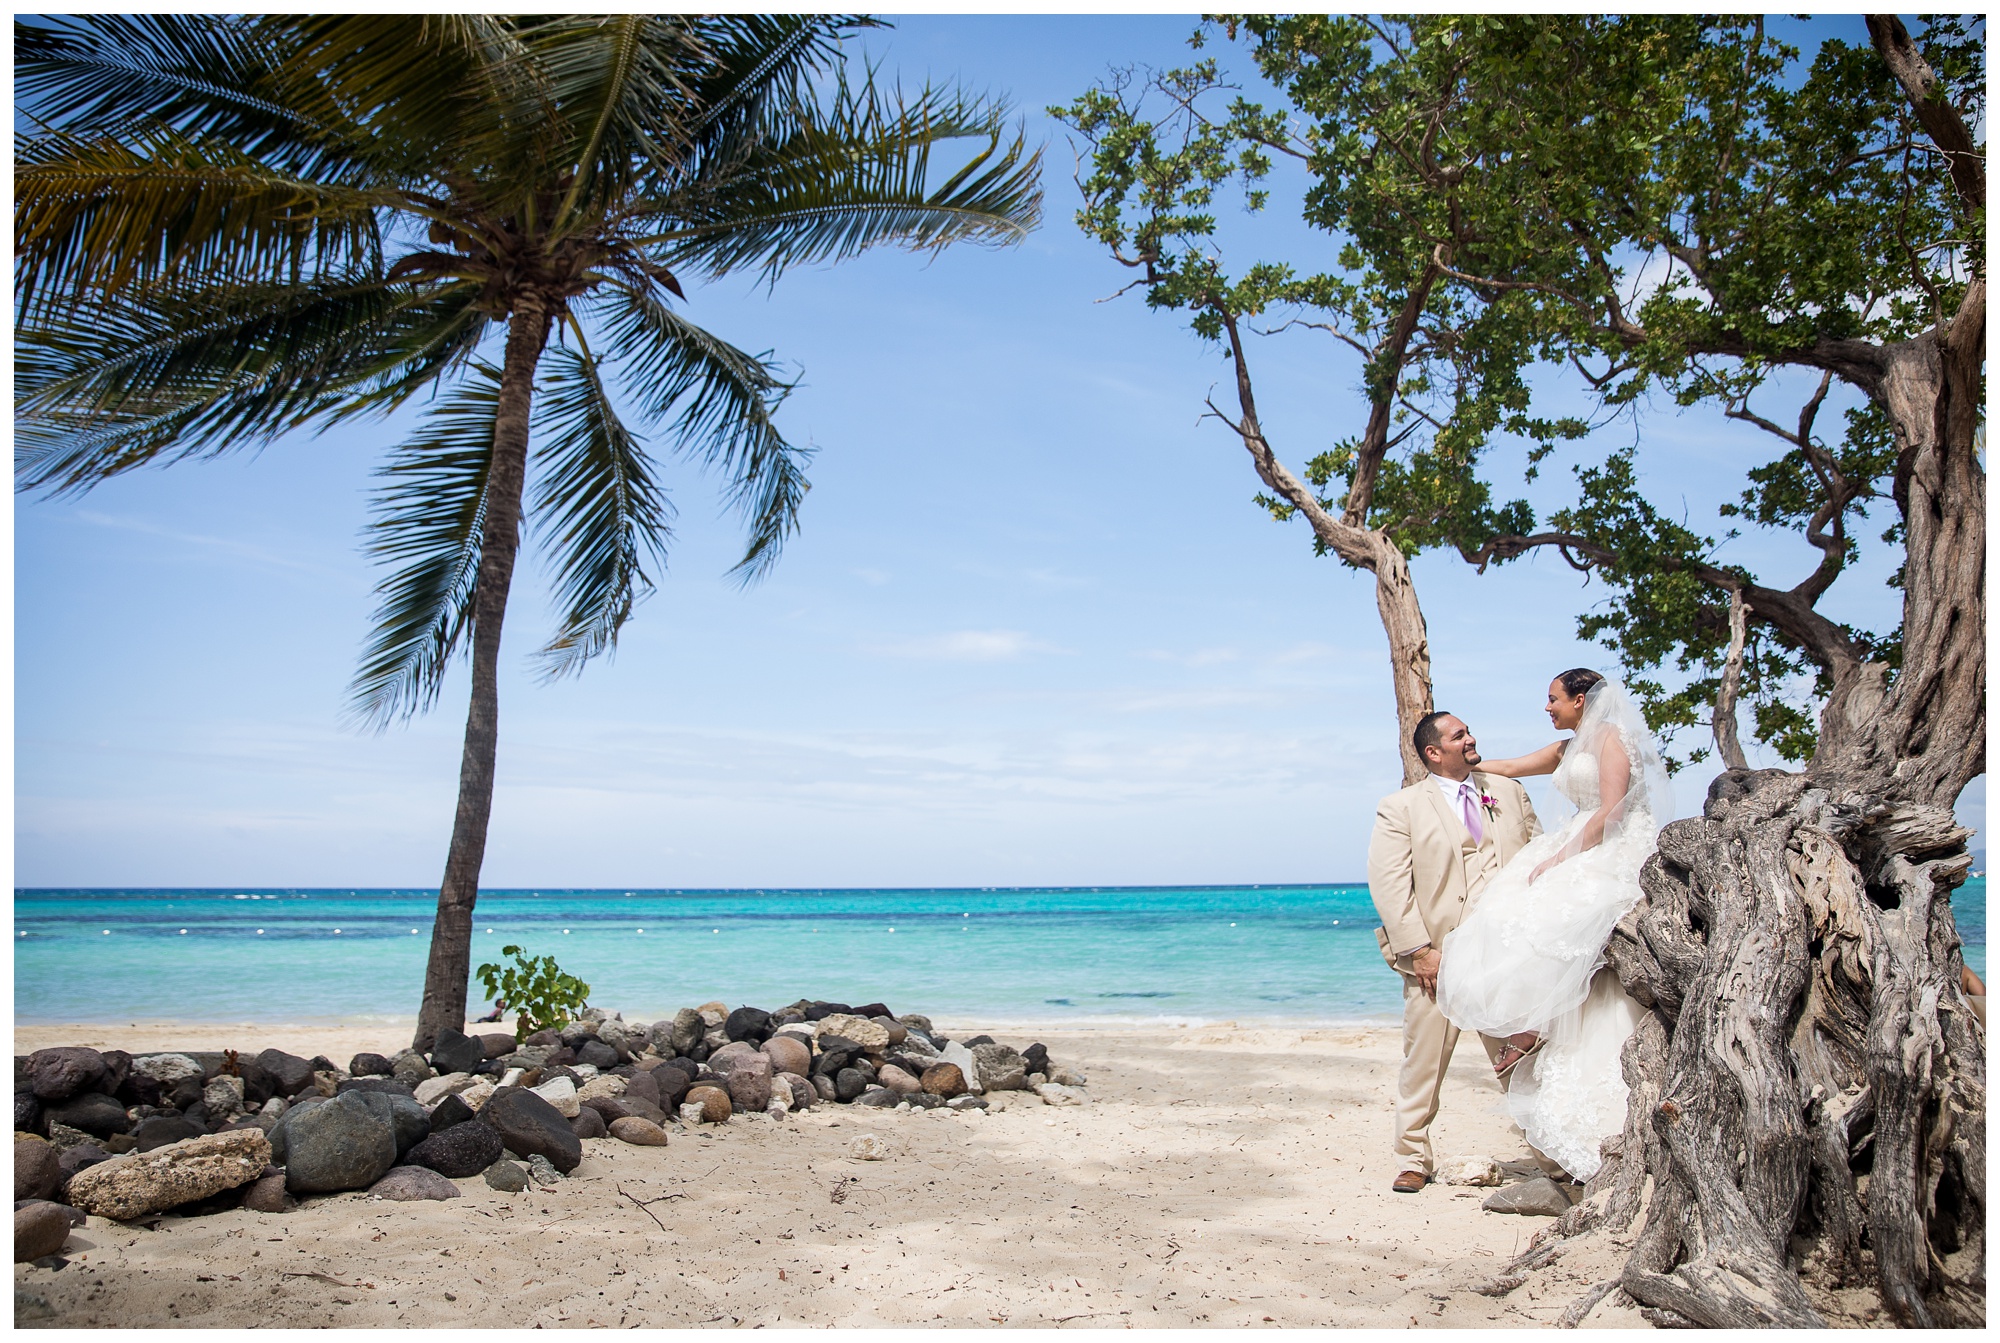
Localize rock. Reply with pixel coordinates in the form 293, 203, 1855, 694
369, 1166, 461, 1201
760, 1036, 811, 1078
530, 1076, 580, 1118
609, 1116, 669, 1146
581, 1095, 633, 1125
1483, 1177, 1574, 1217
559, 1020, 600, 1048
1033, 1082, 1089, 1107
946, 1094, 989, 1111
242, 1172, 289, 1213
413, 1073, 478, 1107
847, 1134, 890, 1161
56, 1144, 111, 1185
683, 1086, 732, 1124
337, 1077, 416, 1099
14, 1202, 70, 1262
576, 1075, 627, 1103
427, 1093, 476, 1133
520, 1028, 561, 1049
27, 1048, 106, 1102
897, 1013, 935, 1036
128, 1053, 203, 1088
1022, 1042, 1050, 1075
724, 1006, 772, 1044
576, 1040, 620, 1071
428, 1029, 485, 1077
817, 1014, 890, 1051
812, 1074, 838, 1103
404, 1119, 503, 1178
1047, 1065, 1087, 1087
253, 1050, 317, 1098
937, 1041, 983, 1094
622, 1069, 662, 1109
348, 1052, 393, 1078
834, 1068, 871, 1103
971, 1043, 1029, 1092
15, 1137, 61, 1203
725, 1057, 773, 1113
132, 1115, 204, 1152
477, 1033, 518, 1060
878, 1065, 921, 1095
482, 1160, 529, 1193
66, 1129, 271, 1219
782, 1075, 816, 1110
708, 1041, 758, 1072
259, 1096, 289, 1118
479, 1087, 583, 1173
349, 1090, 430, 1160
104, 1134, 138, 1154
203, 1075, 247, 1118
526, 1154, 564, 1187
45, 1123, 95, 1151
1438, 1155, 1504, 1187
43, 1092, 130, 1139
569, 1106, 607, 1140
920, 1063, 968, 1098
15, 1092, 41, 1134
457, 1080, 497, 1113
277, 1092, 398, 1194
669, 1009, 705, 1055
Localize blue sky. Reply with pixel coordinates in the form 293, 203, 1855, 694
13, 15, 1981, 887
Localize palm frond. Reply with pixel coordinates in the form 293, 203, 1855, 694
529, 341, 673, 677
642, 67, 1042, 283
16, 277, 488, 496
15, 122, 389, 317
350, 367, 502, 725
596, 281, 809, 580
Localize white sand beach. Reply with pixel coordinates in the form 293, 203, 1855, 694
14, 1021, 1649, 1328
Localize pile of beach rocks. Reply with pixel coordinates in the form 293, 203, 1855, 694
13, 1000, 1083, 1259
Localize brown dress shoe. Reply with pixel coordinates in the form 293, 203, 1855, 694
1391, 1170, 1427, 1193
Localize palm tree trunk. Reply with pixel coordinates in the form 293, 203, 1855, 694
413, 304, 552, 1051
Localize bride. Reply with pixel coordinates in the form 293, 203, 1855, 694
1434, 668, 1670, 1181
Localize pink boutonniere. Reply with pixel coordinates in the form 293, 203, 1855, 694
1479, 793, 1499, 815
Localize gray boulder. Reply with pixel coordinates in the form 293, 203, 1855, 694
349, 1090, 430, 1160
43, 1092, 131, 1139
971, 1043, 1029, 1092
669, 1008, 705, 1055
367, 1166, 461, 1202
428, 1028, 484, 1077
427, 1093, 476, 1133
15, 1136, 61, 1203
479, 1086, 583, 1173
254, 1050, 318, 1098
482, 1160, 529, 1192
348, 1053, 394, 1078
569, 1106, 607, 1140
278, 1092, 398, 1194
27, 1049, 106, 1103
1483, 1176, 1575, 1217
15, 1201, 70, 1262
405, 1121, 503, 1178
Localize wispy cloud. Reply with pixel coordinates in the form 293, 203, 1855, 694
74, 510, 354, 582
865, 629, 1064, 662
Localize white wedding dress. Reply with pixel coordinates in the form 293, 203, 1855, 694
1434, 679, 1669, 1180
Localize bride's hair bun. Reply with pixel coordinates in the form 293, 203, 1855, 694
1555, 667, 1605, 698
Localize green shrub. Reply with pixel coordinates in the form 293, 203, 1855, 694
474, 944, 590, 1037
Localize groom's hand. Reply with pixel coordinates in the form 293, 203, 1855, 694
1412, 945, 1442, 998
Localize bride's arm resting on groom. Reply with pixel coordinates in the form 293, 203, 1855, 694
1483, 733, 1633, 883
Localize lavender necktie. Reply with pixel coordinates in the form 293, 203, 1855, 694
1459, 782, 1484, 845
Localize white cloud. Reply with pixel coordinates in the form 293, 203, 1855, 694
865, 629, 1063, 661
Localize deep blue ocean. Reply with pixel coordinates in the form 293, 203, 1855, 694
12, 879, 1985, 1028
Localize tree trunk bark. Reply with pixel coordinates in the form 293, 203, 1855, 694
1371, 540, 1435, 785
413, 304, 552, 1052
1712, 586, 1750, 771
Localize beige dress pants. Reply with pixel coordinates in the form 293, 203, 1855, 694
1393, 967, 1510, 1176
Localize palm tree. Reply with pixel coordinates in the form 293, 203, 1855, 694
16, 14, 1042, 1047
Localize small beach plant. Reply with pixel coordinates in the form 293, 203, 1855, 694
475, 945, 590, 1038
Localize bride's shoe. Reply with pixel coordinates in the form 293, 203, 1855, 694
1493, 1033, 1543, 1079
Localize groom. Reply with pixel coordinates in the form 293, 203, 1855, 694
1367, 709, 1541, 1192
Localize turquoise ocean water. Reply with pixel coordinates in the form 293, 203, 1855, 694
13, 879, 1985, 1028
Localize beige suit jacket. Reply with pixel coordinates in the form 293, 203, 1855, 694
1367, 771, 1541, 967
